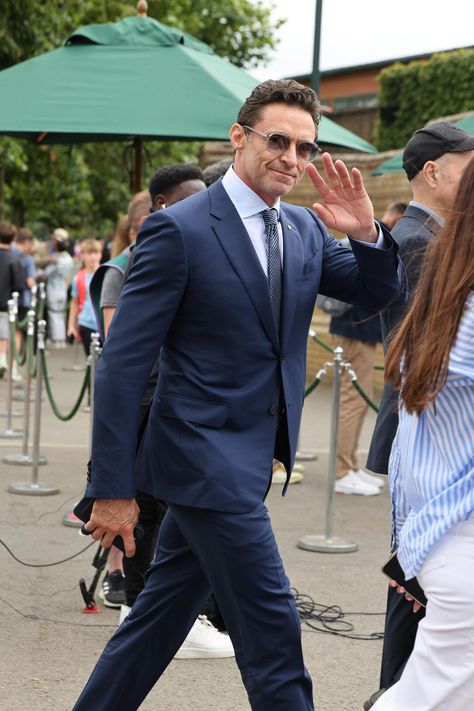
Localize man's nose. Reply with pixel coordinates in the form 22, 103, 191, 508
280, 142, 298, 167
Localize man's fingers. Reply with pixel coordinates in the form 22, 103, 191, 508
312, 203, 334, 227
321, 152, 343, 189
334, 160, 353, 190
306, 163, 330, 199
351, 167, 364, 191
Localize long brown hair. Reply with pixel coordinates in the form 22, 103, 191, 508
111, 215, 131, 258
385, 157, 474, 415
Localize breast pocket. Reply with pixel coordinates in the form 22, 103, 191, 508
157, 394, 229, 428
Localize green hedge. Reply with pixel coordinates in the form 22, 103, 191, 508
375, 49, 474, 150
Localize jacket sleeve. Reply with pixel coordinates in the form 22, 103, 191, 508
312, 211, 401, 314
86, 211, 188, 499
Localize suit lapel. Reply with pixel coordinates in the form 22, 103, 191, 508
280, 207, 304, 353
208, 181, 279, 352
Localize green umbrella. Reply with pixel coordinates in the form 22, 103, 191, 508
372, 113, 474, 175
0, 11, 376, 188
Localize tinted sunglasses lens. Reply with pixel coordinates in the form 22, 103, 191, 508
298, 142, 318, 161
266, 133, 290, 153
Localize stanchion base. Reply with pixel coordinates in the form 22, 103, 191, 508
62, 365, 86, 372
297, 534, 359, 553
12, 393, 44, 402
295, 450, 318, 462
2, 453, 47, 466
8, 482, 60, 496
0, 429, 23, 439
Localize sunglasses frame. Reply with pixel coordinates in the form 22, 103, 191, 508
241, 125, 321, 162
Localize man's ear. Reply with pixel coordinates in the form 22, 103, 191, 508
422, 160, 438, 188
154, 194, 167, 210
229, 123, 246, 151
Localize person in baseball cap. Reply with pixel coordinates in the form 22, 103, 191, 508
403, 120, 474, 180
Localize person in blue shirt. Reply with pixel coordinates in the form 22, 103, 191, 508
372, 157, 474, 710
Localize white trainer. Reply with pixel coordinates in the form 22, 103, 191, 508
272, 466, 303, 485
353, 468, 385, 489
174, 615, 235, 659
334, 470, 380, 496
118, 604, 132, 625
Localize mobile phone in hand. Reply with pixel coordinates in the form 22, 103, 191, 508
382, 551, 427, 608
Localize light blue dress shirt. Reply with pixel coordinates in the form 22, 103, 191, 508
390, 291, 474, 578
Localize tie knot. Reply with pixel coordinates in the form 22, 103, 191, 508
262, 208, 278, 228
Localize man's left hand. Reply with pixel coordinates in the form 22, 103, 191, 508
307, 153, 378, 242
84, 498, 140, 557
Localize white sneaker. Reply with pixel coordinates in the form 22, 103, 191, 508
119, 604, 132, 625
353, 468, 385, 489
334, 470, 380, 496
174, 615, 235, 659
272, 466, 304, 485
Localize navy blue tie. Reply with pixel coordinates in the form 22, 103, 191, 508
262, 208, 282, 331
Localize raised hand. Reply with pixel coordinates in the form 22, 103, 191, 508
307, 153, 377, 242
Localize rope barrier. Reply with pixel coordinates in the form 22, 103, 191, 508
40, 351, 90, 421
349, 377, 380, 413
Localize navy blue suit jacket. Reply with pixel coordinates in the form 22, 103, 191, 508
87, 180, 399, 512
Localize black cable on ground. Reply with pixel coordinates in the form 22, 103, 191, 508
0, 536, 95, 567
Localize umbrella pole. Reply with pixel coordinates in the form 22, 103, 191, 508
133, 136, 142, 192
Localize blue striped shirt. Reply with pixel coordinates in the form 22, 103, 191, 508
389, 291, 474, 579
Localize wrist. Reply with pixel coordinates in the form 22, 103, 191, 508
351, 223, 378, 242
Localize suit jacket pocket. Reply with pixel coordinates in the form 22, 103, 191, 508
157, 394, 229, 427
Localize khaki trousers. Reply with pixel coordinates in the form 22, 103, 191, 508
331, 335, 377, 479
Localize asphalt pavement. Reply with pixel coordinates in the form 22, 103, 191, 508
0, 344, 392, 711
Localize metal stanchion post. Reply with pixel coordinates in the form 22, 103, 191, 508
0, 300, 23, 438
298, 346, 358, 553
2, 310, 47, 466
9, 320, 59, 495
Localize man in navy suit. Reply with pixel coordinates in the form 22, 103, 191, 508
74, 79, 399, 711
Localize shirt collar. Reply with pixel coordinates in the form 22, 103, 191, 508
221, 166, 281, 219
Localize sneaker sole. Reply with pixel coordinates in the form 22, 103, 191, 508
334, 488, 379, 496
98, 589, 124, 609
174, 648, 235, 659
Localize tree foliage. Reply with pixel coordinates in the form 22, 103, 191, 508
0, 0, 284, 235
375, 49, 474, 151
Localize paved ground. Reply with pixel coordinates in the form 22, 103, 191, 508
0, 345, 391, 711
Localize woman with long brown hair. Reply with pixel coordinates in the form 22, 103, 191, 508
373, 157, 474, 709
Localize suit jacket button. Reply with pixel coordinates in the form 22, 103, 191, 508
269, 405, 279, 416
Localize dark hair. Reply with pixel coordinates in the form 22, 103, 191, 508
202, 158, 233, 187
237, 79, 320, 129
0, 222, 17, 245
148, 163, 204, 204
385, 157, 474, 414
16, 227, 34, 244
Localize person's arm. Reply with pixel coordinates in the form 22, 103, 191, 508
84, 211, 188, 555
102, 308, 116, 337
100, 267, 126, 338
67, 296, 79, 339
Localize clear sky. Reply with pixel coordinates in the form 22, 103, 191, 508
252, 0, 474, 80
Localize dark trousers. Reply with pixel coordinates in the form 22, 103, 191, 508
78, 325, 95, 357
74, 503, 314, 711
380, 584, 426, 689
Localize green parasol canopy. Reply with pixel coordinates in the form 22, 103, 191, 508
0, 12, 376, 187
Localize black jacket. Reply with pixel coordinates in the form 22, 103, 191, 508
366, 204, 440, 474
0, 248, 25, 311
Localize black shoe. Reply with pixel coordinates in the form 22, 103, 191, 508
363, 689, 386, 710
99, 570, 126, 608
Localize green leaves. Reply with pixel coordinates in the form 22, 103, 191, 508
375, 49, 474, 150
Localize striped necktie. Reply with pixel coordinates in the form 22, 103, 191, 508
262, 208, 282, 331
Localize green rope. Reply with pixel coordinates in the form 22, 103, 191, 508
9, 320, 27, 367
304, 376, 322, 398
374, 364, 385, 371
351, 378, 380, 413
40, 351, 90, 421
311, 334, 333, 353
28, 335, 36, 377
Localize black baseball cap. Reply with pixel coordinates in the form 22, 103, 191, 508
402, 121, 474, 180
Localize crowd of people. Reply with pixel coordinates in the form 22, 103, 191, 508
1, 77, 473, 710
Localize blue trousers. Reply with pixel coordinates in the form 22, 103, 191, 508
73, 502, 314, 710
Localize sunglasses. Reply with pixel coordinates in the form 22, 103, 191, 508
242, 125, 321, 162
